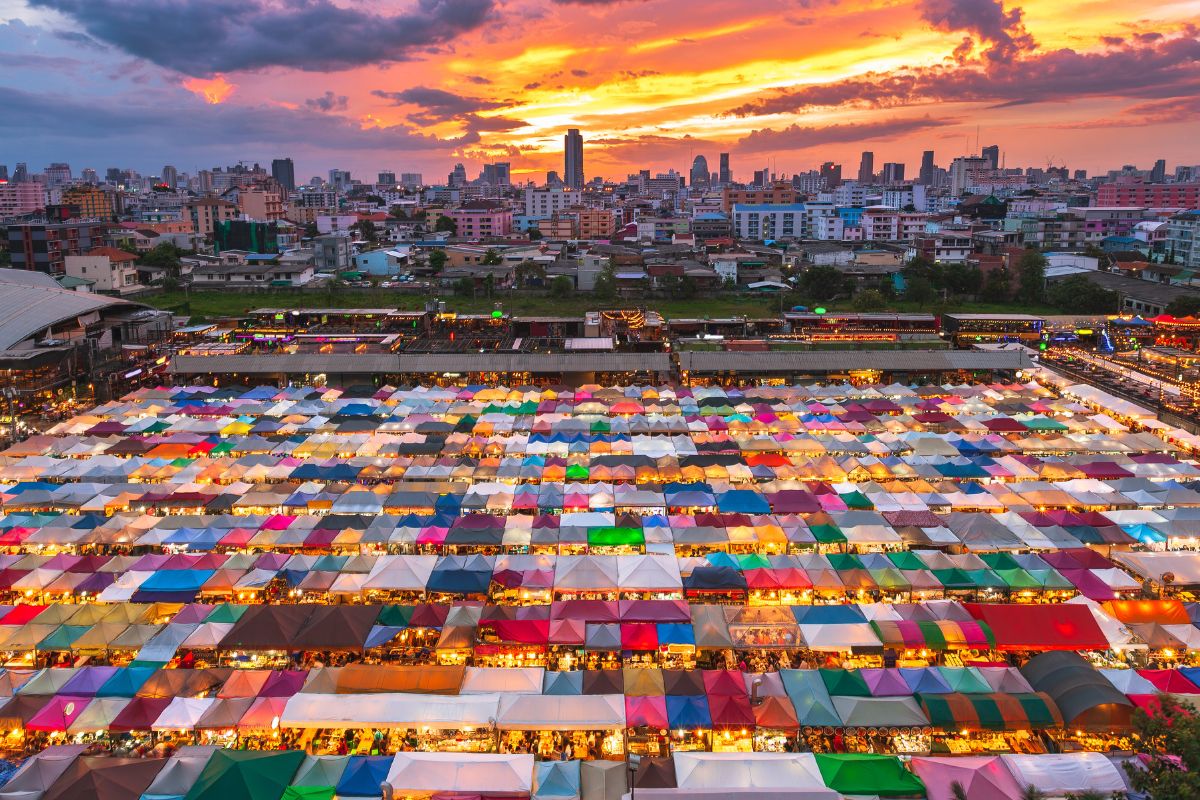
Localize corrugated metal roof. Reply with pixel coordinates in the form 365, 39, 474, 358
678, 349, 1032, 373
171, 352, 672, 375
0, 276, 140, 350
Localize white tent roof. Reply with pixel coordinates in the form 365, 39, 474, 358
672, 752, 827, 791
281, 693, 500, 730
497, 694, 626, 730
1000, 753, 1128, 797
832, 696, 929, 728
461, 667, 544, 695
798, 623, 882, 651
386, 752, 535, 795
153, 696, 218, 731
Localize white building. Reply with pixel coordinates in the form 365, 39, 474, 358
63, 248, 141, 294
524, 187, 581, 217
731, 204, 806, 240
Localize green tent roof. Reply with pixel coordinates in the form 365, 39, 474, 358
587, 527, 644, 547
808, 524, 846, 544
819, 668, 871, 697
184, 749, 305, 800
886, 551, 926, 571
281, 788, 334, 800
205, 604, 249, 624
377, 605, 415, 627
815, 754, 925, 797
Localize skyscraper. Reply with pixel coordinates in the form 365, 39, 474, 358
161, 165, 178, 189
272, 158, 296, 192
564, 129, 584, 189
689, 155, 710, 188
857, 152, 874, 183
0, 165, 8, 182
719, 153, 731, 184
918, 151, 936, 185
12, 163, 28, 182
981, 145, 999, 169
448, 163, 467, 188
881, 163, 905, 184
819, 162, 842, 189
482, 163, 511, 186
1151, 159, 1167, 183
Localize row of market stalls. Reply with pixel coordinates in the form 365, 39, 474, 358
0, 744, 1142, 800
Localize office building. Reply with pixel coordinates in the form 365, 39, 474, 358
44, 163, 72, 186
882, 163, 905, 184
482, 163, 511, 186
1150, 159, 1167, 183
918, 151, 936, 185
719, 153, 731, 184
982, 145, 1000, 169
160, 165, 178, 189
819, 162, 842, 189
400, 173, 423, 189
271, 158, 297, 193
448, 164, 467, 188
7, 220, 107, 274
564, 128, 584, 189
689, 155, 710, 188
857, 152, 874, 183
377, 171, 397, 187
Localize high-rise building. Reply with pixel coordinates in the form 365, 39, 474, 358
564, 129, 584, 189
271, 158, 296, 193
818, 162, 842, 189
161, 165, 178, 189
328, 169, 351, 190
857, 152, 874, 183
546, 171, 563, 187
0, 165, 8, 182
80, 168, 97, 184
719, 153, 731, 184
482, 163, 511, 186
689, 155, 710, 188
752, 169, 770, 187
881, 163, 905, 184
377, 171, 397, 187
918, 151, 936, 185
13, 163, 29, 182
44, 163, 71, 186
448, 164, 467, 188
981, 145, 1000, 169
400, 173, 423, 188
1151, 159, 1167, 183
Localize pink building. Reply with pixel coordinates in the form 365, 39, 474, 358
448, 200, 513, 239
1097, 182, 1200, 207
0, 182, 46, 218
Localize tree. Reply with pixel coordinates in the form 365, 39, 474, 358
593, 264, 617, 301
515, 260, 547, 288
453, 276, 475, 296
1165, 295, 1200, 317
481, 249, 502, 266
435, 216, 458, 235
352, 219, 378, 243
852, 288, 888, 311
1046, 275, 1119, 313
1016, 249, 1048, 304
1018, 787, 1046, 800
904, 275, 936, 305
482, 272, 496, 298
798, 265, 845, 302
550, 275, 574, 298
1124, 695, 1200, 799
139, 242, 184, 269
303, 222, 320, 239
528, 228, 543, 241
981, 267, 1012, 302
427, 250, 447, 274
363, 194, 385, 206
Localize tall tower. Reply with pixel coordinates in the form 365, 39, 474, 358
857, 151, 874, 183
918, 151, 935, 185
981, 144, 999, 170
161, 165, 178, 189
564, 129, 584, 189
719, 153, 731, 184
271, 158, 296, 193
689, 155, 710, 188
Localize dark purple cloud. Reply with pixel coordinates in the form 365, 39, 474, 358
26, 0, 495, 75
729, 34, 1200, 116
917, 0, 1035, 62
371, 86, 505, 120
736, 116, 953, 153
305, 91, 348, 113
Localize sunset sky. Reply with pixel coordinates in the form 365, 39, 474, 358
1, 0, 1198, 181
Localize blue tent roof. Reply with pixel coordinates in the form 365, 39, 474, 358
534, 760, 581, 800
666, 694, 711, 730
334, 756, 392, 798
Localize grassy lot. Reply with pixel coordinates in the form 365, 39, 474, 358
144, 288, 1059, 323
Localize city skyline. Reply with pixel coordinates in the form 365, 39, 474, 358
1, 0, 1198, 179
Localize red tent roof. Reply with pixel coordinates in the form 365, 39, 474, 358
963, 603, 1108, 651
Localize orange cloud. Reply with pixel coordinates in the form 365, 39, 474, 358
183, 75, 235, 104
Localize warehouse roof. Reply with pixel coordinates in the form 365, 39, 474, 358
171, 352, 672, 375
678, 349, 1032, 374
0, 269, 143, 351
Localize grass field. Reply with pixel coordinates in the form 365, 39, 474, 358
144, 288, 1058, 322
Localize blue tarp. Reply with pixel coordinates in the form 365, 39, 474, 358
334, 756, 392, 797
665, 694, 711, 730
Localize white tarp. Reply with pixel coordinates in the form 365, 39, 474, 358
832, 696, 929, 728
498, 694, 626, 730
281, 693, 500, 729
153, 697, 217, 731
672, 752, 827, 791
386, 752, 535, 795
461, 667, 545, 695
798, 623, 882, 651
1000, 753, 1127, 797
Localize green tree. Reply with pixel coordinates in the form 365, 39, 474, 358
515, 260, 547, 288
528, 228, 543, 241
1124, 695, 1200, 799
363, 194, 385, 206
139, 242, 184, 269
453, 276, 475, 296
435, 216, 458, 235
904, 275, 936, 305
677, 273, 698, 299
482, 271, 496, 298
593, 264, 617, 301
352, 219, 378, 242
1165, 295, 1200, 317
981, 268, 1012, 302
1016, 249, 1048, 304
798, 265, 845, 302
427, 250, 447, 274
550, 275, 574, 298
1046, 275, 1119, 313
943, 263, 983, 297
481, 249, 503, 266
852, 288, 888, 311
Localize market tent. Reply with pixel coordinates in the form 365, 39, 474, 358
580, 760, 625, 800
385, 753, 535, 795
1021, 652, 1133, 731
779, 670, 841, 727
280, 788, 333, 800
815, 754, 926, 797
289, 755, 349, 789
910, 756, 1024, 800
831, 696, 929, 728
964, 604, 1108, 651
0, 745, 86, 800
182, 749, 305, 800
672, 753, 833, 794
333, 756, 392, 798
281, 693, 499, 730
141, 746, 220, 800
1000, 753, 1128, 797
498, 694, 625, 730
534, 759, 581, 800
42, 756, 165, 800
